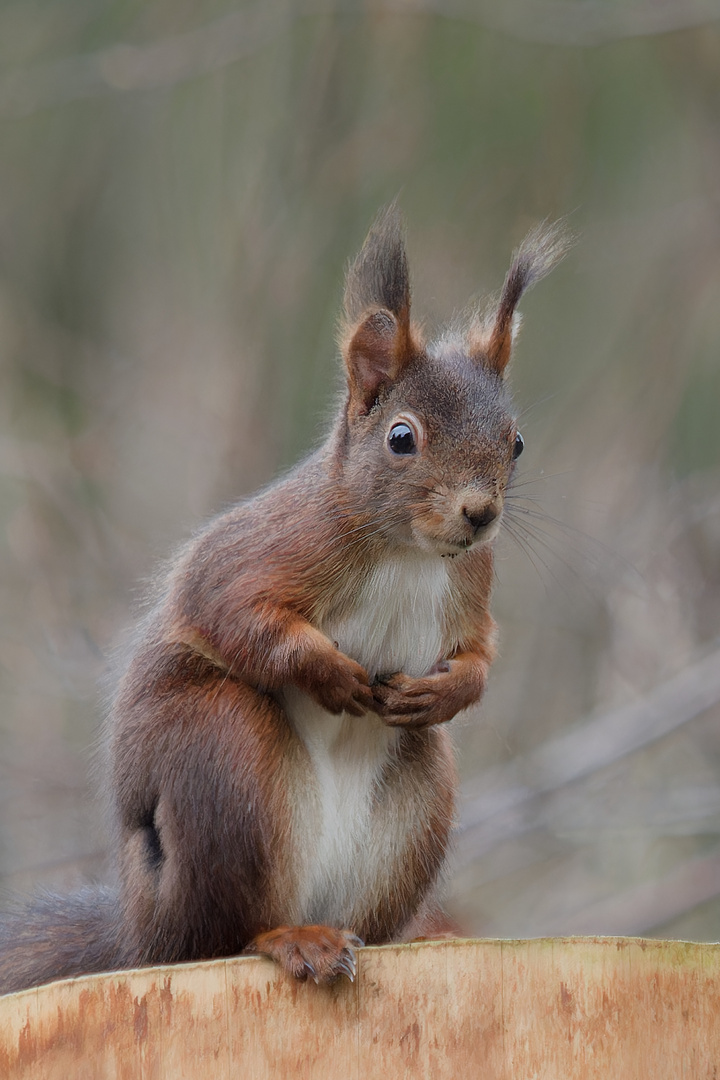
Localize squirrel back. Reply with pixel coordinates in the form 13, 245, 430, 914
0, 206, 568, 994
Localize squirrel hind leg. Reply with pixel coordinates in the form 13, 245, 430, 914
401, 902, 463, 942
245, 925, 364, 984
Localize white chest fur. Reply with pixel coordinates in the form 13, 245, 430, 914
282, 550, 450, 926
325, 548, 450, 680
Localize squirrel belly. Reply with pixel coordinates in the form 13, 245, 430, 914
279, 548, 454, 931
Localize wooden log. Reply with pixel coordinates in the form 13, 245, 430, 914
1, 937, 719, 1078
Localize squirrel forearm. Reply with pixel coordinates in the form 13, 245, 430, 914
178, 603, 375, 716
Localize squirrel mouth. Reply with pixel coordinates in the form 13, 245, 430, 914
438, 519, 502, 557
439, 538, 473, 558
413, 519, 501, 558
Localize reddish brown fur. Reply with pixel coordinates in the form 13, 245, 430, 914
0, 207, 566, 995
246, 926, 364, 983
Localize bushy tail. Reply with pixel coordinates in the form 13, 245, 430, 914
0, 886, 122, 995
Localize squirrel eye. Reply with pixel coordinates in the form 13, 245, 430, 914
388, 422, 416, 455
512, 431, 524, 460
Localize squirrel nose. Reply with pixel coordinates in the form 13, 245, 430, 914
463, 504, 498, 533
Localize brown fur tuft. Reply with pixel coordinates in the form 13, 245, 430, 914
472, 220, 573, 374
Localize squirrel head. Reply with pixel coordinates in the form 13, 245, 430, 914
337, 205, 570, 558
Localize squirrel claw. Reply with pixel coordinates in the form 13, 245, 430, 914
335, 956, 355, 982
303, 959, 318, 982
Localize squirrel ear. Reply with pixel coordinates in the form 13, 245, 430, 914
476, 221, 573, 376
344, 308, 409, 415
341, 202, 414, 414
343, 202, 410, 328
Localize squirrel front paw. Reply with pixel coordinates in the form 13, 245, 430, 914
372, 659, 484, 728
294, 648, 375, 716
246, 925, 364, 983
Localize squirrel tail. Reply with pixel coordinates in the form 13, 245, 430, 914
0, 886, 122, 995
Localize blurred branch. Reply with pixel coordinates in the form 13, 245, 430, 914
460, 643, 720, 860
405, 0, 720, 46
0, 5, 294, 115
534, 848, 720, 936
1, 1, 719, 116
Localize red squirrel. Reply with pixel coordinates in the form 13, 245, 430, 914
0, 205, 567, 993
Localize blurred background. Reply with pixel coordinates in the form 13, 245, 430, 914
0, 0, 719, 942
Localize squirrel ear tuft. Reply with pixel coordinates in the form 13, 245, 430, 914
343, 201, 410, 327
477, 221, 573, 375
341, 203, 415, 415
